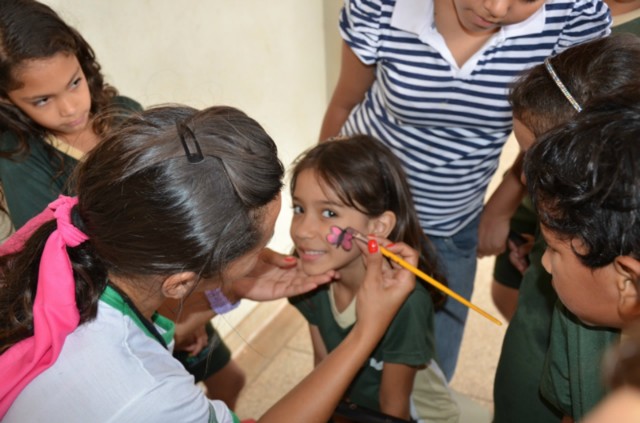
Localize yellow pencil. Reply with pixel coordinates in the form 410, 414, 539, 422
347, 228, 502, 326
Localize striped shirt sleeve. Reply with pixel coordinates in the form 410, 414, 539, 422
553, 0, 611, 53
340, 0, 384, 65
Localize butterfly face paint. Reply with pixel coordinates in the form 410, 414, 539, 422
327, 226, 354, 251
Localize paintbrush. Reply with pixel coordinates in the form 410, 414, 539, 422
338, 226, 502, 326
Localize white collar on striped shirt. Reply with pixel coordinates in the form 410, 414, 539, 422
391, 0, 546, 43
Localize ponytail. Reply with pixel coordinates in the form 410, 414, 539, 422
0, 196, 103, 417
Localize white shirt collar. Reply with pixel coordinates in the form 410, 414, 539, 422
391, 0, 546, 43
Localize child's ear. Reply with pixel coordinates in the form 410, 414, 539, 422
162, 271, 199, 300
614, 256, 640, 322
369, 211, 397, 239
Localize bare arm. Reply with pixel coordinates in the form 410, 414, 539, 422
318, 41, 376, 141
309, 325, 329, 367
477, 152, 527, 257
258, 240, 417, 423
379, 362, 418, 420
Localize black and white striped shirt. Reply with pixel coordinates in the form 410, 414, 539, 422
339, 0, 611, 236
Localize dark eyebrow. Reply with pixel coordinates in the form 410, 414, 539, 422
319, 200, 346, 208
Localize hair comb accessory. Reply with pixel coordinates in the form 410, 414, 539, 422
0, 195, 89, 417
544, 58, 582, 113
175, 121, 244, 204
177, 121, 205, 163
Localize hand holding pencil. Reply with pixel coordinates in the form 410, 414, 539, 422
336, 226, 503, 326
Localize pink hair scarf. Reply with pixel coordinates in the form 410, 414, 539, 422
0, 195, 88, 417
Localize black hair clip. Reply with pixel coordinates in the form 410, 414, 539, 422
177, 121, 204, 163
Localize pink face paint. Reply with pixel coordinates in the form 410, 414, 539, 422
327, 226, 354, 251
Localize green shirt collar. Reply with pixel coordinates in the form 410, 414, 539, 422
100, 285, 175, 346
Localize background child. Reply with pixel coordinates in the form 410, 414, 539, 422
0, 0, 141, 229
319, 0, 611, 380
0, 0, 245, 410
481, 0, 640, 324
524, 91, 640, 422
492, 33, 640, 423
0, 105, 418, 422
289, 135, 457, 422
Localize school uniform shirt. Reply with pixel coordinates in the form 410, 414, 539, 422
290, 282, 459, 422
533, 12, 636, 421
0, 96, 142, 230
4, 286, 238, 423
493, 12, 638, 423
540, 302, 620, 421
339, 0, 611, 236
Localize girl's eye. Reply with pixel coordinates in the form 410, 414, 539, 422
292, 205, 303, 214
33, 97, 49, 107
70, 77, 83, 89
321, 209, 337, 218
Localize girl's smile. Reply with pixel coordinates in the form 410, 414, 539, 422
296, 247, 329, 262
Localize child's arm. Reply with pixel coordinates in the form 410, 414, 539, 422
477, 153, 527, 257
319, 41, 375, 141
309, 325, 329, 367
379, 362, 418, 420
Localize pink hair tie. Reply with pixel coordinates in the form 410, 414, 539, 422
0, 195, 88, 418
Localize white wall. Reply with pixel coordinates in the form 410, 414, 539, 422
42, 0, 342, 332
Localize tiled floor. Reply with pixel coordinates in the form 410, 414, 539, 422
222, 137, 519, 421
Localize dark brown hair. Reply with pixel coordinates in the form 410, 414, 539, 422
0, 105, 284, 353
510, 33, 640, 137
0, 0, 118, 159
290, 135, 447, 308
525, 91, 640, 268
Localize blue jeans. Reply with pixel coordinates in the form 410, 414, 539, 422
429, 216, 479, 381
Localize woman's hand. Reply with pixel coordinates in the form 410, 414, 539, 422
232, 248, 337, 301
355, 238, 416, 336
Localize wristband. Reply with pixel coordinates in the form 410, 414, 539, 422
205, 288, 240, 314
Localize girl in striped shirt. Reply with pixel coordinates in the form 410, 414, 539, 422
319, 0, 611, 380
